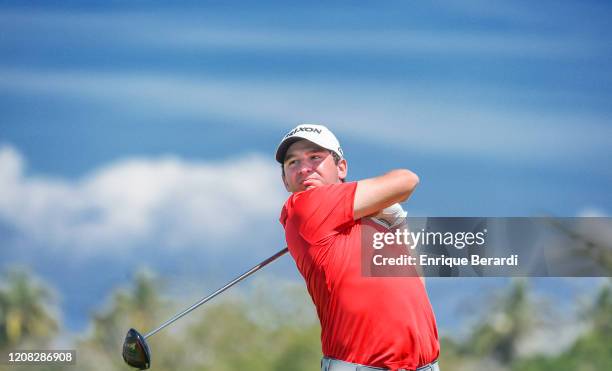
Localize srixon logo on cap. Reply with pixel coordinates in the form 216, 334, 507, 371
284, 126, 322, 138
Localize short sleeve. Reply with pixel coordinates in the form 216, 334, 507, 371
290, 182, 357, 244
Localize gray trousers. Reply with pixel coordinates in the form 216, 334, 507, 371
321, 357, 440, 371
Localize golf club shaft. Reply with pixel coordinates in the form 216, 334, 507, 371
144, 247, 289, 339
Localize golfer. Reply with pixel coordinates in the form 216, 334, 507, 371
277, 124, 440, 371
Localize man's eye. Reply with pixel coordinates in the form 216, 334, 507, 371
287, 160, 297, 166
311, 155, 321, 160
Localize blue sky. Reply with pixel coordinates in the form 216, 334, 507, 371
0, 0, 611, 346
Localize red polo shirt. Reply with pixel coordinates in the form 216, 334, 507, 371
280, 182, 439, 371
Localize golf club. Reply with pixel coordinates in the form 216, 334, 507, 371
122, 247, 289, 370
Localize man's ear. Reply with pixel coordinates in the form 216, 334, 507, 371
337, 159, 348, 181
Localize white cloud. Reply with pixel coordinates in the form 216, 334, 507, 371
577, 207, 608, 217
0, 145, 287, 254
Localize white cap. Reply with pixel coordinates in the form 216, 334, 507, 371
275, 124, 344, 163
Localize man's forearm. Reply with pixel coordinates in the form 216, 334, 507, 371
353, 169, 419, 220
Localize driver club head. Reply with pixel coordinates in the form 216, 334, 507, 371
122, 328, 151, 370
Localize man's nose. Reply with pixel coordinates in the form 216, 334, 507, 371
298, 162, 313, 175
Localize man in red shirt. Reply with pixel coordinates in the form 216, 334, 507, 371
277, 124, 440, 371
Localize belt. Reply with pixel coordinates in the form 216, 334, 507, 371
321, 356, 440, 371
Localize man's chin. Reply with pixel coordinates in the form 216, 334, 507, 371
293, 184, 318, 192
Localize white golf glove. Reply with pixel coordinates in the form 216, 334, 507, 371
371, 203, 407, 228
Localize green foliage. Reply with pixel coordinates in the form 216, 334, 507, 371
437, 337, 464, 370
76, 271, 321, 371
76, 269, 175, 371
514, 283, 612, 371
177, 283, 321, 371
585, 282, 612, 336
88, 270, 166, 351
0, 268, 58, 349
1, 265, 610, 371
465, 278, 534, 365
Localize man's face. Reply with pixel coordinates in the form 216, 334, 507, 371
282, 140, 347, 193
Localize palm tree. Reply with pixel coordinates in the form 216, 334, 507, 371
544, 218, 612, 275
87, 269, 166, 353
0, 268, 58, 348
583, 281, 611, 336
468, 279, 535, 365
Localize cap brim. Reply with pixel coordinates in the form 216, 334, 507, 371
275, 137, 303, 163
